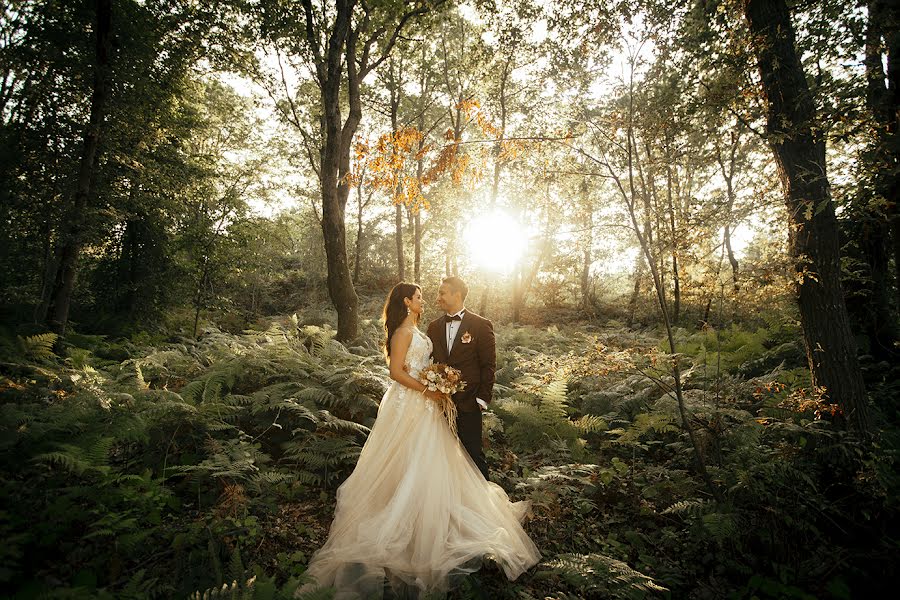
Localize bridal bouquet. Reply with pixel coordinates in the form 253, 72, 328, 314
418, 363, 466, 435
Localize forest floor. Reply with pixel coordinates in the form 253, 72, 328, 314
1, 307, 898, 599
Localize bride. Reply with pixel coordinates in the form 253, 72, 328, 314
297, 282, 541, 599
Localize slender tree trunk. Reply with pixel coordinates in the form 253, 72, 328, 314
745, 0, 870, 432
388, 58, 405, 282
395, 203, 405, 281
46, 0, 112, 335
353, 181, 364, 284
192, 258, 210, 339
664, 140, 680, 324
627, 251, 645, 327
619, 54, 720, 501
715, 134, 742, 293
414, 205, 422, 282
119, 217, 141, 316
723, 224, 740, 292
579, 178, 594, 313
581, 247, 592, 311
414, 152, 424, 282
512, 237, 552, 323
34, 216, 56, 323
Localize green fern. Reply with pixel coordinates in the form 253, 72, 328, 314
496, 379, 595, 456
32, 436, 113, 476
545, 552, 668, 598
661, 499, 708, 516
610, 412, 679, 445
573, 414, 608, 433
317, 411, 371, 436
283, 435, 361, 486
19, 332, 58, 360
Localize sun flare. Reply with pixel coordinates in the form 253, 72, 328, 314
464, 210, 528, 273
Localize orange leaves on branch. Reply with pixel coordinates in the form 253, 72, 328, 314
458, 99, 501, 138
349, 126, 431, 210
348, 98, 515, 209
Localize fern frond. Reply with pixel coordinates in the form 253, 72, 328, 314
19, 332, 58, 360
85, 436, 114, 466
661, 499, 708, 516
295, 387, 338, 407
702, 511, 738, 542
278, 400, 320, 424
317, 412, 370, 436
539, 379, 569, 420
573, 415, 607, 433
545, 552, 668, 596
179, 380, 206, 405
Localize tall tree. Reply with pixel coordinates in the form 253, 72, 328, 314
857, 0, 900, 357
45, 0, 113, 335
259, 0, 442, 340
743, 0, 870, 432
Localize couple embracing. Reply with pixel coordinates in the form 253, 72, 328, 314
299, 277, 540, 598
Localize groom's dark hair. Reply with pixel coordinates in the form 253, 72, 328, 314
442, 276, 468, 301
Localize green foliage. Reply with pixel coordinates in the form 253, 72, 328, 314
544, 552, 668, 598
0, 319, 383, 596
0, 315, 896, 600
18, 332, 59, 361
496, 378, 606, 458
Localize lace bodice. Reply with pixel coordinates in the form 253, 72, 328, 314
404, 328, 433, 377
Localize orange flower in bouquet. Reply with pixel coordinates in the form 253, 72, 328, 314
418, 363, 466, 435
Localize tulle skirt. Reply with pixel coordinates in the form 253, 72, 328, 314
296, 382, 541, 599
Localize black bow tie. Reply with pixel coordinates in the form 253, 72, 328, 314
447, 313, 463, 321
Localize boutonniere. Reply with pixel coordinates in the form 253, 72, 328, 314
461, 331, 473, 344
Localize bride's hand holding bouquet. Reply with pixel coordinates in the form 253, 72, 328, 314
418, 364, 465, 435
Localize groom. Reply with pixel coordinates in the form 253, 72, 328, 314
427, 276, 495, 480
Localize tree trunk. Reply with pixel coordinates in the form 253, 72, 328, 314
388, 59, 405, 282
353, 181, 364, 284
46, 0, 112, 336
664, 144, 680, 324
34, 217, 56, 323
716, 134, 741, 293
579, 178, 593, 313
414, 203, 422, 282
395, 203, 405, 281
192, 258, 210, 339
744, 0, 870, 433
117, 217, 140, 317
723, 224, 740, 292
414, 150, 424, 282
512, 237, 551, 323
316, 0, 358, 342
859, 0, 900, 357
627, 251, 645, 327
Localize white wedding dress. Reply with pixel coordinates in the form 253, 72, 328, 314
297, 328, 540, 599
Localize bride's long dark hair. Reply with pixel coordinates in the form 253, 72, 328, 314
382, 282, 421, 362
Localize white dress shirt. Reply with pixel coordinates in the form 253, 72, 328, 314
445, 309, 488, 411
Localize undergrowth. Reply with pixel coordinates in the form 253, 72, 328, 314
0, 317, 896, 599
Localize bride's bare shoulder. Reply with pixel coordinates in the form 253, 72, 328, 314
393, 326, 414, 340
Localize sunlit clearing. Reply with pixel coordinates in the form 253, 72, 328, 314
464, 210, 528, 273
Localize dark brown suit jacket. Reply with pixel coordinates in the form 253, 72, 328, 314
426, 310, 496, 413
